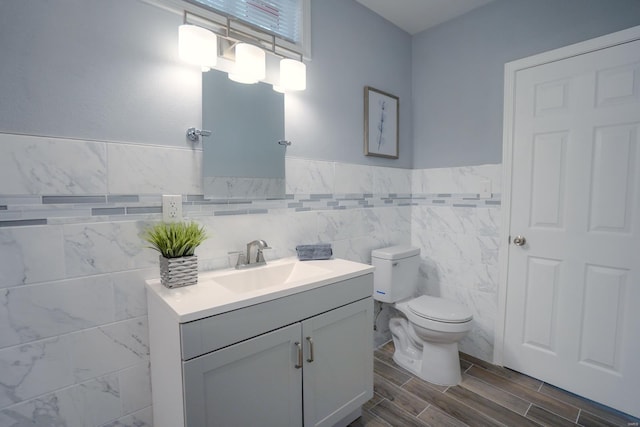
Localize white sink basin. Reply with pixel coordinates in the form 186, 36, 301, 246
214, 261, 331, 293
146, 257, 375, 322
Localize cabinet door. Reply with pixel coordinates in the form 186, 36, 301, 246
302, 298, 374, 427
183, 323, 303, 427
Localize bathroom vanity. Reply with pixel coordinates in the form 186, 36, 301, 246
146, 257, 374, 427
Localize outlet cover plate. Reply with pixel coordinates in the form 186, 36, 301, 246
479, 180, 492, 199
162, 195, 183, 222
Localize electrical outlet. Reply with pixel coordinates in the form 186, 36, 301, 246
162, 195, 183, 222
479, 180, 492, 199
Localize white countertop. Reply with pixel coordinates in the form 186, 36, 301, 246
146, 257, 375, 323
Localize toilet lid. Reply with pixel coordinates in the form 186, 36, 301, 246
408, 296, 473, 323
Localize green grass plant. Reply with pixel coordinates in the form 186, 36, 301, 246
143, 221, 207, 258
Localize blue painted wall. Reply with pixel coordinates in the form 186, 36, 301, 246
1, 0, 638, 170
411, 0, 640, 169
285, 0, 413, 168
0, 0, 413, 168
0, 0, 200, 147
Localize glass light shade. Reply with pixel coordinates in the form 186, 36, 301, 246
179, 24, 217, 71
228, 43, 265, 84
278, 58, 306, 91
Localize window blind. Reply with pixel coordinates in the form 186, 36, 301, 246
189, 0, 302, 43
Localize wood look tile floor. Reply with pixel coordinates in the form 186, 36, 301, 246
349, 342, 640, 427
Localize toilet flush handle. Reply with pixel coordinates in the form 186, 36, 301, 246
392, 262, 398, 267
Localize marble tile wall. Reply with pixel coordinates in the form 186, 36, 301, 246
0, 133, 413, 426
0, 132, 502, 425
411, 165, 502, 362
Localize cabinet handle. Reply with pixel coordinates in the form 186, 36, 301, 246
295, 342, 303, 369
306, 337, 314, 363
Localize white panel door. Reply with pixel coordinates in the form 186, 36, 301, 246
504, 39, 640, 418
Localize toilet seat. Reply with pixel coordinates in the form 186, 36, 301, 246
395, 298, 472, 334
407, 296, 473, 323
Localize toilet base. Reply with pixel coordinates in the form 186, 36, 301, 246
390, 319, 463, 386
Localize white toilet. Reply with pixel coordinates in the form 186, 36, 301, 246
372, 245, 473, 386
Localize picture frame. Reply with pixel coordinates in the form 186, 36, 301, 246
364, 86, 399, 159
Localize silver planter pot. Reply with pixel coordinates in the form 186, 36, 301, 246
159, 255, 198, 288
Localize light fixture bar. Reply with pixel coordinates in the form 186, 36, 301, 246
183, 10, 303, 62
179, 10, 306, 90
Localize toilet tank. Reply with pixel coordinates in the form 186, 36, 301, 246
371, 245, 420, 303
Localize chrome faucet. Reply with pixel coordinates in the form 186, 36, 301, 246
235, 239, 271, 269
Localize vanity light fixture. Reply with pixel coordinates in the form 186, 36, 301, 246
178, 24, 217, 72
273, 58, 306, 93
177, 11, 306, 91
228, 43, 266, 84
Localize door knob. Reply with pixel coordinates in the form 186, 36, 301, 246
513, 235, 527, 246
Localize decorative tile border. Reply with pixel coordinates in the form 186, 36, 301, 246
43, 195, 106, 204
0, 219, 48, 227
0, 193, 501, 227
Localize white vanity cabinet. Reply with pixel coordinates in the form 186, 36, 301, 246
183, 322, 303, 427
301, 298, 373, 427
146, 260, 374, 427
183, 298, 372, 427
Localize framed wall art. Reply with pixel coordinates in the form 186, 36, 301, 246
364, 86, 399, 159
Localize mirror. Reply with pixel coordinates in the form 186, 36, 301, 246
202, 70, 286, 199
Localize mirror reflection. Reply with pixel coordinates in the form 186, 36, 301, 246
202, 70, 285, 199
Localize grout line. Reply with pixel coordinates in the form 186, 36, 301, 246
440, 380, 514, 427
464, 364, 544, 411
415, 403, 431, 419
537, 384, 616, 425
375, 396, 425, 426
364, 398, 394, 426
462, 353, 543, 392
368, 397, 384, 411
382, 348, 630, 427
369, 411, 392, 427
373, 354, 418, 389
463, 363, 473, 374
446, 352, 629, 426
524, 379, 585, 423
524, 403, 533, 417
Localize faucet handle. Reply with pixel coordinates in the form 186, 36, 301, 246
256, 247, 271, 263
228, 251, 247, 268
236, 253, 247, 267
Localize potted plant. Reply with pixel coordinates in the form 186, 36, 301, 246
144, 221, 207, 288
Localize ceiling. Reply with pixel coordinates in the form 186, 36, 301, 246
354, 0, 496, 35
